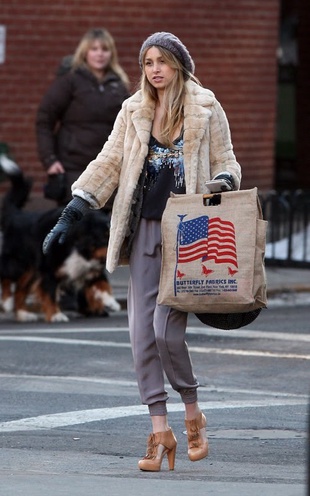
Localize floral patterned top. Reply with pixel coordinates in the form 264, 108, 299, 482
141, 133, 185, 220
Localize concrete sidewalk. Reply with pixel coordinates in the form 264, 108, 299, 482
265, 265, 310, 294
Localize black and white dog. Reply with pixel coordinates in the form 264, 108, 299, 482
0, 154, 120, 322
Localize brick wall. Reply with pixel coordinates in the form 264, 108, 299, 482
0, 0, 280, 202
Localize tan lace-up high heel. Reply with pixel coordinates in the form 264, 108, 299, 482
138, 427, 177, 471
185, 411, 208, 462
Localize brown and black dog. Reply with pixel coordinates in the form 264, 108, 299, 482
0, 157, 120, 322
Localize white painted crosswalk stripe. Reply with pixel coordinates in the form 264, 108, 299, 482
1, 325, 309, 342
0, 398, 307, 432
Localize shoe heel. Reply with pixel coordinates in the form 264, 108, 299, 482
138, 427, 177, 472
167, 445, 176, 470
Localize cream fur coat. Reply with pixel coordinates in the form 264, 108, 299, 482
72, 80, 241, 273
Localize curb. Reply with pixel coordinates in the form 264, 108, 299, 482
267, 285, 310, 296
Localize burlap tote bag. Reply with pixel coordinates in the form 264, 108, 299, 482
158, 188, 267, 315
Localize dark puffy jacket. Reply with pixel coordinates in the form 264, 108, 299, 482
36, 68, 130, 172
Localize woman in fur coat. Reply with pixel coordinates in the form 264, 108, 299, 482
43, 32, 242, 472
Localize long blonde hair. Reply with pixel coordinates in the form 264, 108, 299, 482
72, 28, 130, 89
139, 46, 200, 147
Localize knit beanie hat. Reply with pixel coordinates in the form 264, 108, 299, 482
139, 32, 195, 76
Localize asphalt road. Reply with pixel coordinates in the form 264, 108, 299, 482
0, 301, 309, 496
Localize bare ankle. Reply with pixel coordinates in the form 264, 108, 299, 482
184, 402, 201, 421
151, 414, 169, 433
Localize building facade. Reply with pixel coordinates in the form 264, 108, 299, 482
0, 0, 308, 203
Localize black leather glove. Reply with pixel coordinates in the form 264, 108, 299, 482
42, 196, 90, 255
213, 172, 236, 191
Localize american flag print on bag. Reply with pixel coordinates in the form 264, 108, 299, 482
177, 215, 238, 267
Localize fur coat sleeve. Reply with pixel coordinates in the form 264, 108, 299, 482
72, 80, 241, 272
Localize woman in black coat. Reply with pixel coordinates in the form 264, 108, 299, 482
36, 28, 130, 205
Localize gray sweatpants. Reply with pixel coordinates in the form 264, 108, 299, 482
128, 218, 199, 416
